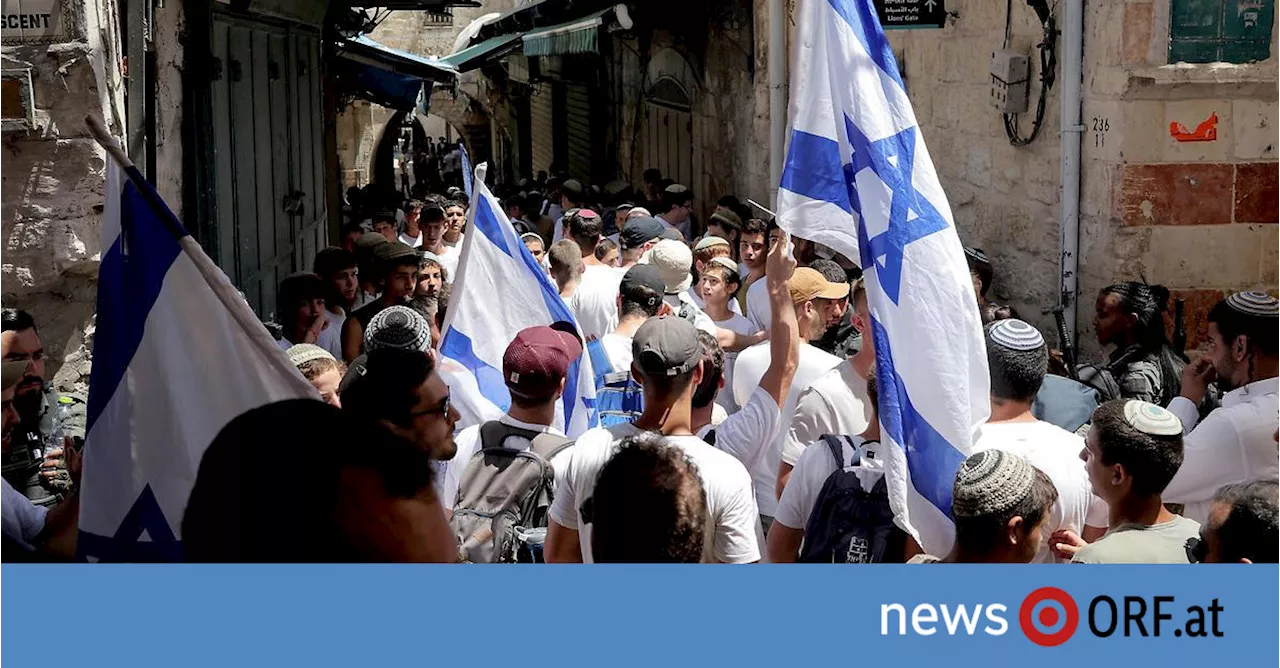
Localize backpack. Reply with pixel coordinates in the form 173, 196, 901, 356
450, 421, 572, 563
798, 436, 904, 564
586, 339, 644, 428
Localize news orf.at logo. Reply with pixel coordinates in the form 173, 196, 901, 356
881, 589, 1224, 644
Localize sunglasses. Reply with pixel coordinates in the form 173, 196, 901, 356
410, 393, 452, 419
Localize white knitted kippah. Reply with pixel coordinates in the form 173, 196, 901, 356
1123, 400, 1183, 436
988, 318, 1045, 351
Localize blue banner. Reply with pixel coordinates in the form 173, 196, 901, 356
4, 565, 1275, 665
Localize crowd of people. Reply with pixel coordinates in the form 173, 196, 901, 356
2, 165, 1277, 565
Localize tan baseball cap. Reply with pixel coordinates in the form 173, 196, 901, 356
788, 267, 850, 304
2, 360, 29, 392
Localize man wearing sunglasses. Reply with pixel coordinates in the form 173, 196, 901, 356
340, 348, 459, 463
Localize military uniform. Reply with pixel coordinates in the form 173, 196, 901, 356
0, 387, 85, 508
1079, 344, 1185, 407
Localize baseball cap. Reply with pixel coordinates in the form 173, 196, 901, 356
788, 267, 849, 304
639, 239, 693, 294
619, 265, 666, 309
2, 360, 29, 392
632, 316, 700, 377
620, 216, 666, 249
355, 232, 390, 256
374, 241, 419, 264
503, 325, 583, 399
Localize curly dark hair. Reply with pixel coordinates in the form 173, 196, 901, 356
691, 330, 724, 409
589, 434, 707, 563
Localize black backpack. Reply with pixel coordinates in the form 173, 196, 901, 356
798, 436, 904, 563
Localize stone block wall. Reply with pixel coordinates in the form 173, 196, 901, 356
1, 0, 122, 391
886, 0, 1278, 358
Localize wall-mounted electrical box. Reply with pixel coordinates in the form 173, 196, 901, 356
989, 50, 1030, 114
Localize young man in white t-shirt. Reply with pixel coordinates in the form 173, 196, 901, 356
546, 316, 761, 564
698, 258, 756, 411
770, 370, 880, 562
731, 267, 846, 530
691, 232, 799, 479
441, 325, 582, 510
972, 319, 1109, 562
778, 277, 873, 495
738, 218, 770, 327
420, 204, 459, 278
565, 208, 626, 338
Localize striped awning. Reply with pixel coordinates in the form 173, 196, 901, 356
521, 8, 612, 57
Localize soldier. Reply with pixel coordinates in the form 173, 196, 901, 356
1082, 282, 1188, 406
0, 309, 84, 508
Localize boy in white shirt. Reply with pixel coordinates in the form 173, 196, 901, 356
546, 316, 761, 564
974, 319, 1109, 562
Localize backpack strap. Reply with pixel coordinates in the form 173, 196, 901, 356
819, 435, 849, 465
529, 432, 573, 461
479, 420, 543, 451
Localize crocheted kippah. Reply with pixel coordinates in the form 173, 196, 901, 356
988, 318, 1045, 351
952, 450, 1036, 519
1123, 400, 1183, 436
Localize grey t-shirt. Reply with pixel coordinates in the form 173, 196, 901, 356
1071, 515, 1201, 564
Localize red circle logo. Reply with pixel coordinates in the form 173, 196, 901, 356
1019, 587, 1079, 646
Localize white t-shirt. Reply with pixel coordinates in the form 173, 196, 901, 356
598, 332, 634, 373
549, 423, 762, 563
432, 245, 460, 279
745, 278, 772, 332
697, 386, 781, 474
441, 414, 570, 509
972, 420, 1110, 563
444, 232, 465, 248
665, 292, 718, 336
776, 435, 879, 530
2, 478, 47, 551
709, 312, 755, 412
782, 363, 871, 466
731, 341, 843, 518
569, 265, 625, 341
398, 231, 423, 248
689, 290, 743, 315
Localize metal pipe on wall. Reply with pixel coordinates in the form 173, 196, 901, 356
1058, 0, 1084, 345
768, 0, 785, 208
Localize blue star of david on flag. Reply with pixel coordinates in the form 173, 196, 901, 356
775, 0, 991, 555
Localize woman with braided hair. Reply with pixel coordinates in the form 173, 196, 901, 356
1084, 281, 1188, 405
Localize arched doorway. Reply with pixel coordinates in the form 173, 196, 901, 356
643, 76, 694, 187
370, 110, 429, 197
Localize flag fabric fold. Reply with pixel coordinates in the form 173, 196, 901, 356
438, 164, 597, 438
777, 0, 990, 554
78, 164, 318, 562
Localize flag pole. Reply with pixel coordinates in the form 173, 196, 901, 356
84, 115, 188, 241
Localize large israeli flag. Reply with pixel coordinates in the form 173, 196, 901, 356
79, 163, 317, 561
777, 0, 990, 554
439, 164, 597, 437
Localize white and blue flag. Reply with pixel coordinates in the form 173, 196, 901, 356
438, 164, 597, 437
777, 0, 990, 554
78, 163, 317, 561
459, 141, 474, 199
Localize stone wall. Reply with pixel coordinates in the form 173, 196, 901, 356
885, 0, 1278, 357
334, 2, 515, 189
1, 0, 123, 391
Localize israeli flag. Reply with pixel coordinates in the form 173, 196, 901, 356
78, 164, 317, 561
439, 164, 597, 437
459, 141, 474, 199
777, 0, 990, 554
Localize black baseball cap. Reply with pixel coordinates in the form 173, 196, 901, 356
619, 265, 666, 309
620, 216, 666, 249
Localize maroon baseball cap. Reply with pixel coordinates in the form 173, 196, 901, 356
503, 325, 584, 399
